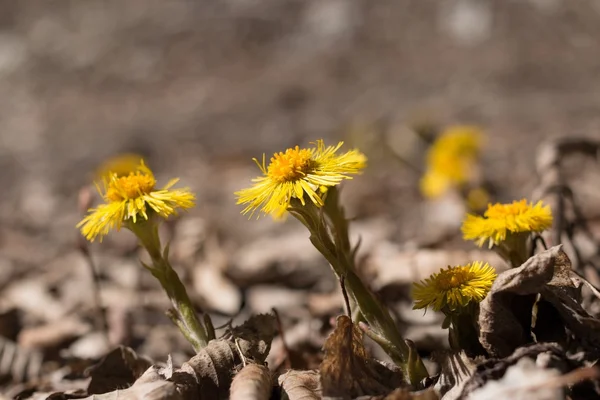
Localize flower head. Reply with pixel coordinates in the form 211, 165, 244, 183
235, 140, 366, 218
420, 125, 482, 198
462, 199, 553, 248
412, 262, 496, 312
78, 160, 195, 242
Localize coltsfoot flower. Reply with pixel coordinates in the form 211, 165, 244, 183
78, 160, 195, 242
420, 125, 482, 199
412, 262, 497, 312
235, 140, 366, 218
462, 199, 553, 248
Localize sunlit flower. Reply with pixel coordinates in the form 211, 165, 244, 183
412, 262, 496, 312
462, 199, 553, 248
235, 140, 366, 218
78, 161, 195, 242
420, 125, 482, 199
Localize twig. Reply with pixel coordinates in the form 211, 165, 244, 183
339, 275, 352, 319
271, 308, 291, 371
77, 240, 111, 348
77, 186, 111, 347
534, 138, 600, 270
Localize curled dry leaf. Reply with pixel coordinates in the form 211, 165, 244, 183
431, 351, 478, 400
86, 346, 153, 395
320, 315, 404, 399
278, 370, 322, 400
479, 245, 600, 358
229, 363, 272, 400
84, 314, 278, 400
84, 366, 180, 400
170, 313, 277, 399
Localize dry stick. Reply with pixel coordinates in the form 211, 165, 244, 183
535, 138, 600, 269
339, 275, 353, 320
77, 240, 111, 348
77, 186, 110, 347
271, 308, 292, 371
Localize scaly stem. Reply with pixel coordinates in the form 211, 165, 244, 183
128, 219, 209, 352
289, 189, 429, 388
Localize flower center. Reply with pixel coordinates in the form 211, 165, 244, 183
106, 173, 156, 201
436, 267, 472, 290
267, 146, 313, 182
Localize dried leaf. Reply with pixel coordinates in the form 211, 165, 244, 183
479, 245, 600, 358
171, 313, 278, 399
230, 363, 272, 400
84, 369, 181, 400
80, 315, 278, 400
431, 351, 478, 400
460, 342, 585, 398
0, 336, 43, 383
279, 370, 322, 400
86, 346, 153, 395
356, 387, 440, 400
320, 315, 404, 398
467, 357, 562, 400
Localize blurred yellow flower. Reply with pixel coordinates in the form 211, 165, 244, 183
420, 125, 483, 198
95, 153, 146, 180
412, 262, 496, 312
462, 199, 553, 248
78, 161, 195, 242
235, 140, 366, 218
466, 187, 491, 212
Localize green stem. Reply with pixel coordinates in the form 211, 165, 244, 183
128, 219, 208, 352
289, 192, 429, 388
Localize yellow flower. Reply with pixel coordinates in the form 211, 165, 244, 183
412, 262, 496, 312
462, 199, 553, 248
235, 140, 366, 218
78, 161, 195, 242
95, 153, 146, 180
420, 125, 482, 199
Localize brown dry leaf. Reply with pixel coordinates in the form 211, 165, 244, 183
432, 351, 478, 400
193, 261, 242, 315
356, 387, 440, 400
468, 357, 562, 400
19, 317, 91, 351
0, 336, 43, 383
83, 366, 181, 400
229, 363, 272, 400
479, 245, 600, 358
320, 315, 404, 399
278, 370, 322, 400
78, 315, 278, 400
86, 346, 153, 395
459, 342, 600, 399
170, 313, 278, 399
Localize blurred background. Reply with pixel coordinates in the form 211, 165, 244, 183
1, 0, 600, 394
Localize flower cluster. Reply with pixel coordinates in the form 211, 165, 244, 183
462, 199, 553, 248
420, 126, 482, 199
235, 140, 366, 218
